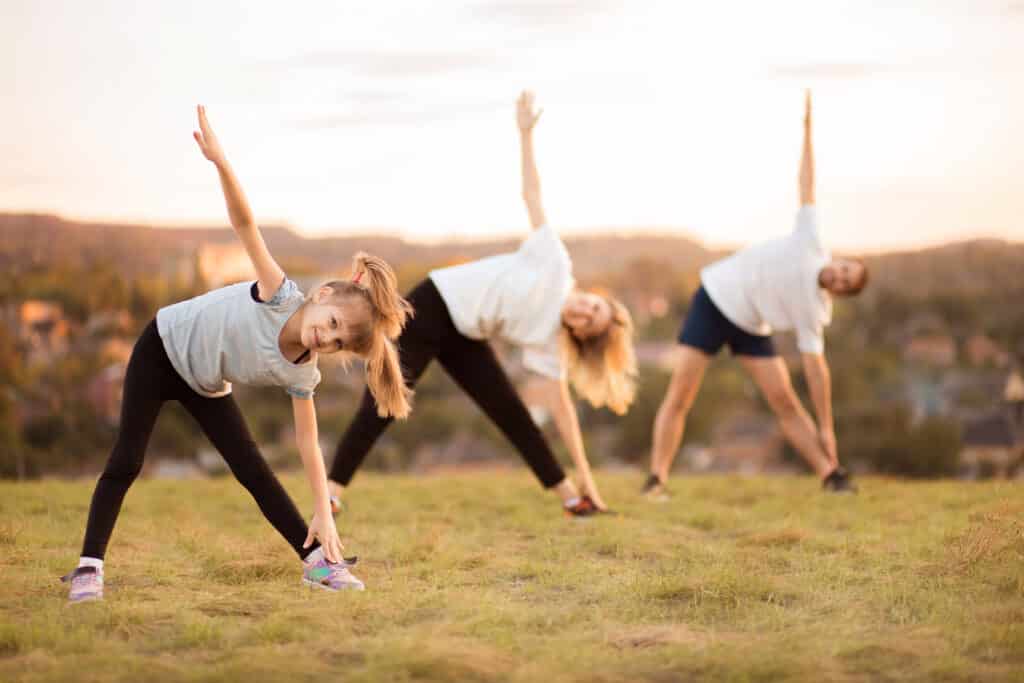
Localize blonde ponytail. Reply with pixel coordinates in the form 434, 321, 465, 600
317, 252, 414, 419
350, 252, 412, 340
365, 334, 412, 419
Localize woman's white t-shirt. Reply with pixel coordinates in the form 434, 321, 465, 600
429, 223, 574, 379
700, 206, 832, 354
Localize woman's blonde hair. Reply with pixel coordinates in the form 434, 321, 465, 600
560, 293, 637, 415
316, 252, 413, 419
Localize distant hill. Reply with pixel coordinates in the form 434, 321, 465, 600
3, 212, 1024, 295
0, 213, 712, 280
860, 240, 1024, 298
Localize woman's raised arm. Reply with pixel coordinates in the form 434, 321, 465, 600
517, 91, 548, 230
193, 105, 286, 300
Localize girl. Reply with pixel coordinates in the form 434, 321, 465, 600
327, 91, 638, 516
62, 106, 412, 601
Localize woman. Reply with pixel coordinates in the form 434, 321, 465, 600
328, 92, 637, 515
62, 106, 412, 601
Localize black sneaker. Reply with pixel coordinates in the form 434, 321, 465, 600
564, 495, 601, 517
641, 473, 661, 493
641, 473, 671, 501
822, 466, 857, 494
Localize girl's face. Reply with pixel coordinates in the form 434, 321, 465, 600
301, 290, 370, 354
562, 291, 612, 341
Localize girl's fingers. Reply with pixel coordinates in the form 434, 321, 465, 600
303, 528, 314, 549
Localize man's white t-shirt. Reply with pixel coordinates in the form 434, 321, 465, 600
700, 206, 832, 354
429, 223, 575, 379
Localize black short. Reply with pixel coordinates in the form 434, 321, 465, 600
677, 286, 776, 357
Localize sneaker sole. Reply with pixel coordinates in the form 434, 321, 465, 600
302, 578, 365, 592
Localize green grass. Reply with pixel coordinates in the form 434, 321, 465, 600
1, 472, 1022, 682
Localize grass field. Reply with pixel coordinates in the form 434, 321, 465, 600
1, 471, 1022, 682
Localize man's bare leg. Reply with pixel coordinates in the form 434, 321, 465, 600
738, 356, 833, 479
648, 345, 712, 489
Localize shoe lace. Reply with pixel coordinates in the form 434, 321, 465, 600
60, 566, 101, 588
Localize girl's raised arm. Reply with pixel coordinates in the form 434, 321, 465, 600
193, 105, 286, 300
517, 91, 548, 230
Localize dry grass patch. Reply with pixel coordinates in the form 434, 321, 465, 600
0, 473, 1022, 682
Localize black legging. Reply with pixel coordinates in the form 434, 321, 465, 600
81, 320, 316, 560
330, 278, 566, 489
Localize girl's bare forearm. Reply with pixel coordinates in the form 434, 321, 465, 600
214, 161, 257, 232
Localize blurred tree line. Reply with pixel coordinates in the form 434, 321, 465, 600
0, 252, 1014, 481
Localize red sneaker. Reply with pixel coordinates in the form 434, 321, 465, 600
564, 495, 600, 517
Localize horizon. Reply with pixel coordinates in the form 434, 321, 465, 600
9, 209, 1022, 256
3, 1, 1023, 251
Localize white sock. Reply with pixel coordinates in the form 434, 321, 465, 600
304, 547, 324, 563
79, 556, 103, 571
563, 497, 581, 509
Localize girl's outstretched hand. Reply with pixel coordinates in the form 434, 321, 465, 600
516, 90, 543, 132
305, 511, 345, 563
193, 104, 226, 165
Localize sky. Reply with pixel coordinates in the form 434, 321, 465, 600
1, 0, 1022, 251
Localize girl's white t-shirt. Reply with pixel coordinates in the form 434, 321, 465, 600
700, 206, 832, 354
429, 223, 574, 379
156, 278, 322, 399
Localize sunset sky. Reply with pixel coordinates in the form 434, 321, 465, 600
2, 1, 1022, 250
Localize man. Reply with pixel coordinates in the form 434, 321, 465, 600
645, 91, 867, 497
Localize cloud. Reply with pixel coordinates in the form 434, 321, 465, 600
468, 0, 624, 28
294, 97, 507, 129
276, 49, 497, 78
770, 63, 891, 80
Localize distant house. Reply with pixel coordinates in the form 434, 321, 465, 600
98, 337, 134, 365
958, 371, 1024, 478
903, 334, 956, 367
86, 363, 126, 426
18, 300, 70, 364
964, 334, 1010, 368
959, 412, 1023, 478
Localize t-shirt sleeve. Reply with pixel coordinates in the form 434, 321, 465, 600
794, 206, 826, 255
519, 224, 564, 260
267, 278, 304, 310
285, 366, 322, 399
521, 343, 564, 380
795, 319, 825, 355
